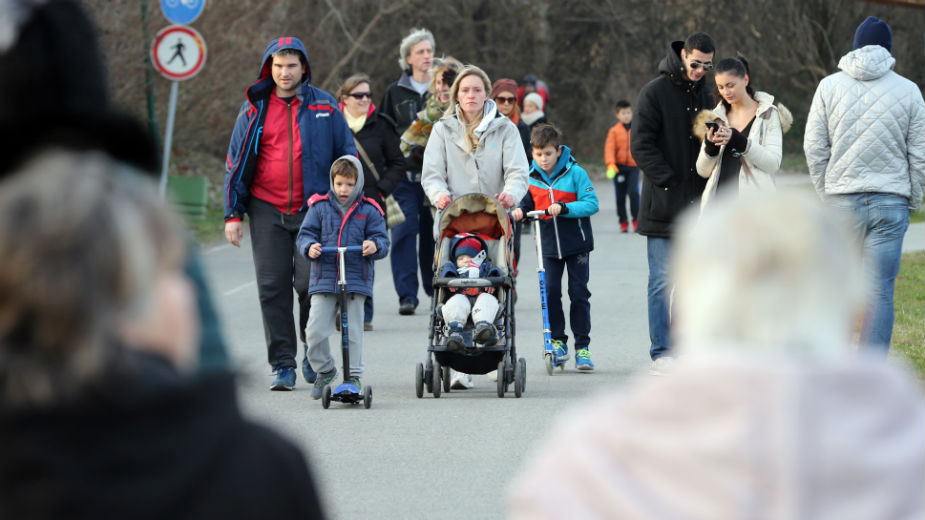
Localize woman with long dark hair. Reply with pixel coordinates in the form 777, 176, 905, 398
694, 56, 792, 209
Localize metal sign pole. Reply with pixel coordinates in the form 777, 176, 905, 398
159, 80, 179, 198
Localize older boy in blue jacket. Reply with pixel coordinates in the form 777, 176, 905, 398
512, 124, 599, 370
297, 156, 389, 398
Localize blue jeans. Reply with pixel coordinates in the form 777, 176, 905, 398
543, 253, 592, 349
828, 193, 910, 355
646, 237, 672, 360
389, 178, 434, 306
612, 166, 640, 224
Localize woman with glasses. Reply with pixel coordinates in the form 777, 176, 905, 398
337, 74, 406, 330
420, 65, 530, 389
694, 56, 791, 210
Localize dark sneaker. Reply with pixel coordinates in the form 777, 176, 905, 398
552, 339, 569, 363
575, 348, 595, 371
364, 321, 374, 331
301, 345, 316, 384
270, 366, 296, 391
398, 299, 416, 315
473, 321, 497, 345
310, 369, 338, 400
446, 322, 465, 351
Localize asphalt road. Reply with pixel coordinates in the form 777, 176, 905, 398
200, 175, 923, 520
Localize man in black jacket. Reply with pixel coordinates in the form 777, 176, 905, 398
379, 28, 436, 315
631, 32, 715, 375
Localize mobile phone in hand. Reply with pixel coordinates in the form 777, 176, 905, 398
705, 121, 719, 132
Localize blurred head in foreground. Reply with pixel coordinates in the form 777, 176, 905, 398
508, 192, 924, 519
672, 190, 864, 359
0, 150, 196, 406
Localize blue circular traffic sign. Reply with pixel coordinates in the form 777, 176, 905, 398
160, 0, 205, 25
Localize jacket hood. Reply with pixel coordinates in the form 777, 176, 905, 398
258, 36, 312, 84
693, 91, 793, 141
532, 144, 575, 182
509, 355, 925, 518
838, 45, 895, 81
329, 154, 364, 214
658, 41, 694, 85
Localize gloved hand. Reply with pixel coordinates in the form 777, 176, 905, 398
606, 165, 618, 179
727, 128, 749, 157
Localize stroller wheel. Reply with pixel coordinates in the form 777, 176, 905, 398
514, 358, 524, 398
425, 358, 433, 393
496, 360, 506, 398
442, 365, 451, 393
544, 354, 554, 375
415, 363, 424, 398
432, 361, 441, 398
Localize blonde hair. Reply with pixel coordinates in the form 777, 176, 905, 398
428, 56, 463, 96
672, 191, 864, 359
448, 65, 492, 152
0, 151, 186, 405
336, 73, 371, 105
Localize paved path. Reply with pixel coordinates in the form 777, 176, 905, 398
200, 176, 922, 519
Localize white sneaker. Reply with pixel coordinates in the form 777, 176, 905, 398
487, 369, 498, 382
648, 356, 675, 376
450, 370, 474, 389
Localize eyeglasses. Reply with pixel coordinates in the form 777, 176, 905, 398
494, 96, 516, 104
347, 92, 372, 100
689, 60, 714, 71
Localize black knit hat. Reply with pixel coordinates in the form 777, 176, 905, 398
0, 0, 158, 176
853, 16, 892, 53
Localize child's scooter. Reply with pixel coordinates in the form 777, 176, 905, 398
525, 209, 564, 375
319, 245, 372, 409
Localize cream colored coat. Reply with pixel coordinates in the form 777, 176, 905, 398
421, 100, 529, 206
696, 91, 787, 210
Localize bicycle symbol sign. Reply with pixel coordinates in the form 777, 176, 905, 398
152, 25, 207, 81
160, 0, 205, 25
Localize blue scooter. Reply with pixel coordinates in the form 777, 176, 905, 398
319, 245, 372, 409
525, 209, 564, 375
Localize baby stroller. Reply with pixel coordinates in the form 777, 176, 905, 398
414, 193, 526, 398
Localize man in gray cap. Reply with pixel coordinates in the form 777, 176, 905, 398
804, 16, 925, 355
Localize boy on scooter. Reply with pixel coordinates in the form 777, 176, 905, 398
297, 156, 390, 398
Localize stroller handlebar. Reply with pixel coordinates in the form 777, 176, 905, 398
435, 276, 508, 288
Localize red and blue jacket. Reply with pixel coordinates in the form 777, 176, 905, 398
296, 156, 389, 298
519, 145, 598, 258
224, 37, 356, 221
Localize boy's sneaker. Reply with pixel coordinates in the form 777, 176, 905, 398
551, 339, 569, 363
270, 366, 296, 391
473, 321, 497, 345
301, 345, 317, 384
619, 221, 629, 233
335, 377, 362, 395
632, 219, 638, 232
310, 369, 338, 400
575, 348, 594, 371
364, 321, 374, 331
649, 356, 675, 376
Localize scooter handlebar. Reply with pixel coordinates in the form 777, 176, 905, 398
320, 245, 364, 253
525, 209, 551, 219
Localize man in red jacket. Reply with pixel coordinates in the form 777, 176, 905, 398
223, 37, 355, 391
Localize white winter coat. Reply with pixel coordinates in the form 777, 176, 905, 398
696, 91, 786, 210
421, 100, 529, 205
804, 45, 925, 212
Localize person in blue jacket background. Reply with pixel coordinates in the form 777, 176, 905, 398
512, 124, 599, 371
222, 36, 356, 391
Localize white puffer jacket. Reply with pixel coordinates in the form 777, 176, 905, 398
696, 91, 789, 210
804, 45, 925, 211
421, 99, 529, 206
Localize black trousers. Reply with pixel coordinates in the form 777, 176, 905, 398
248, 198, 311, 369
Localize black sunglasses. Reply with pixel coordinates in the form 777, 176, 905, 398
495, 96, 516, 104
689, 60, 714, 71
348, 92, 372, 100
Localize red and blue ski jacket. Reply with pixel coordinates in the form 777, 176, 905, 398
224, 37, 356, 221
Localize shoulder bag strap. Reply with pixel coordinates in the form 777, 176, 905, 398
353, 137, 381, 182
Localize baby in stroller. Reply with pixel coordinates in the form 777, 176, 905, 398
439, 233, 503, 350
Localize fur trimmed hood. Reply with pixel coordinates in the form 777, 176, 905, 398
693, 92, 792, 141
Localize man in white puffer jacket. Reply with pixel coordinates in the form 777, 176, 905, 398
804, 16, 925, 355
